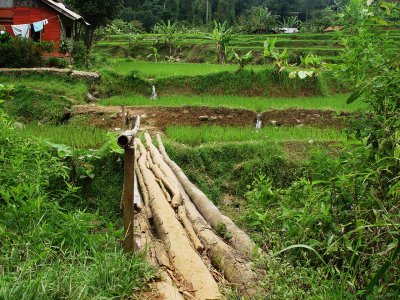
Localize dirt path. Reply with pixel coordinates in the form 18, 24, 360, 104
73, 104, 347, 131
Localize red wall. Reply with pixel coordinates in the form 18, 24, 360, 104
0, 6, 62, 55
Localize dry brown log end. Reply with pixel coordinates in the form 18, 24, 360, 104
154, 281, 185, 300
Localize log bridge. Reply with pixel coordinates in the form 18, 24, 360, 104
118, 113, 258, 300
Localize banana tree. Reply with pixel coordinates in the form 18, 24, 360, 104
153, 20, 182, 57
207, 21, 236, 64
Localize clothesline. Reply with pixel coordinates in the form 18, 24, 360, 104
3, 16, 58, 38
1, 15, 59, 27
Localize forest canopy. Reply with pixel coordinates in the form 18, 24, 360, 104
120, 0, 349, 30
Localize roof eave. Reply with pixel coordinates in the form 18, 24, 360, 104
40, 0, 86, 23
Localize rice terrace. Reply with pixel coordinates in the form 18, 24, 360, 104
0, 0, 399, 299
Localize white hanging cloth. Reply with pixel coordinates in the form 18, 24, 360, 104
11, 24, 30, 38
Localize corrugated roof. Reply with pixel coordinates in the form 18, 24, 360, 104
41, 0, 86, 22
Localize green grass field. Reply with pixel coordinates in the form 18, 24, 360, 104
0, 75, 88, 103
99, 94, 366, 112
103, 59, 266, 77
166, 125, 345, 145
21, 124, 108, 149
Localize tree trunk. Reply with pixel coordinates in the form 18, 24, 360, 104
134, 162, 152, 219
155, 134, 256, 258
155, 134, 258, 294
135, 206, 184, 299
85, 27, 95, 49
135, 138, 221, 300
177, 206, 204, 253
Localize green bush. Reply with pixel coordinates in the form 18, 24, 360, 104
0, 107, 155, 299
47, 57, 67, 68
0, 38, 43, 67
0, 32, 11, 44
164, 141, 297, 204
3, 86, 71, 124
244, 142, 399, 298
72, 41, 88, 67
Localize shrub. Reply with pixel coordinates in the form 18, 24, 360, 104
0, 38, 43, 67
0, 109, 155, 299
2, 86, 71, 124
47, 57, 67, 68
71, 41, 88, 67
0, 32, 11, 43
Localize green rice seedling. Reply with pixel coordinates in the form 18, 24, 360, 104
21, 124, 108, 149
166, 125, 345, 146
99, 94, 366, 112
103, 59, 265, 78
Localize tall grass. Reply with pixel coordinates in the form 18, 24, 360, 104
99, 94, 366, 112
21, 124, 108, 149
0, 74, 88, 102
166, 125, 345, 145
0, 110, 155, 299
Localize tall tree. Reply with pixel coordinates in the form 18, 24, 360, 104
66, 0, 124, 48
214, 0, 237, 24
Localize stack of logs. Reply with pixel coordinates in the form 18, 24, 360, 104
132, 132, 258, 299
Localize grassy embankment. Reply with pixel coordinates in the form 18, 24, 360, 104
166, 125, 345, 146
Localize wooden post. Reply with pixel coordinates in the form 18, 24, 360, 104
121, 106, 125, 129
120, 115, 141, 253
123, 145, 136, 253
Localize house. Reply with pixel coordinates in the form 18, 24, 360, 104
0, 0, 86, 56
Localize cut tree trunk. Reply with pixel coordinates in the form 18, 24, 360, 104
144, 132, 182, 207
155, 134, 256, 258
135, 138, 221, 300
177, 206, 204, 253
134, 162, 152, 219
135, 207, 184, 299
147, 151, 181, 208
155, 134, 258, 294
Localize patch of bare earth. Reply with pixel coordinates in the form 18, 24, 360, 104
72, 104, 346, 131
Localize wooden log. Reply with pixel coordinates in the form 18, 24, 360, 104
155, 134, 258, 294
135, 209, 184, 300
134, 162, 152, 219
144, 132, 182, 207
122, 145, 136, 253
154, 282, 185, 300
156, 134, 256, 258
147, 150, 182, 208
135, 138, 221, 300
177, 206, 204, 253
157, 178, 172, 203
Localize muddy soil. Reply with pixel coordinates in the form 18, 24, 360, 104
73, 104, 347, 131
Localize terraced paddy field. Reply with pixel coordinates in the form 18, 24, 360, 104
99, 93, 365, 112
103, 59, 267, 77
95, 31, 400, 64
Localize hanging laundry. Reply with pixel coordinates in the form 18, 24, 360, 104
33, 19, 49, 33
11, 24, 30, 38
